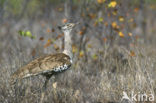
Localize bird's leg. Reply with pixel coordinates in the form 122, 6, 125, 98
40, 74, 52, 103
42, 74, 52, 91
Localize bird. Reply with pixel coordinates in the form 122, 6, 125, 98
10, 22, 76, 89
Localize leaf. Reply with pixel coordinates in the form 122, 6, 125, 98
82, 27, 86, 31
111, 22, 120, 31
62, 19, 68, 23
56, 33, 64, 39
52, 28, 55, 32
25, 31, 35, 39
46, 28, 51, 33
107, 13, 111, 17
18, 30, 25, 36
103, 37, 107, 42
134, 8, 139, 13
104, 22, 108, 26
79, 31, 84, 35
92, 54, 98, 60
93, 21, 98, 27
30, 36, 36, 39
79, 51, 84, 57
53, 44, 59, 51
18, 30, 35, 39
88, 13, 96, 19
128, 18, 134, 22
44, 39, 52, 48
41, 22, 45, 27
25, 31, 32, 36
39, 37, 44, 41
97, 0, 105, 4
87, 44, 92, 48
112, 9, 118, 15
72, 45, 78, 53
111, 22, 119, 29
98, 17, 103, 22
128, 32, 132, 36
81, 12, 85, 17
108, 1, 117, 8
79, 27, 86, 35
119, 16, 124, 22
111, 22, 117, 28
129, 51, 135, 56
58, 7, 63, 12
118, 31, 124, 37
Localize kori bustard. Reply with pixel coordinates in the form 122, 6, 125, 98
10, 23, 76, 89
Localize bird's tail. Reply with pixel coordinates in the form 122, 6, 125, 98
9, 74, 19, 98
9, 73, 18, 86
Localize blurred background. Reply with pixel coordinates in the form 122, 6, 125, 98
0, 0, 156, 103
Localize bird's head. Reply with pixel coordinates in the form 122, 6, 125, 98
58, 22, 78, 33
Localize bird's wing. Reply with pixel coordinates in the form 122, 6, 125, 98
11, 53, 71, 82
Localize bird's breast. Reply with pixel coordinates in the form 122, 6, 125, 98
53, 64, 71, 72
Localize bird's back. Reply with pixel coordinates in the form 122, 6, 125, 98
10, 53, 71, 84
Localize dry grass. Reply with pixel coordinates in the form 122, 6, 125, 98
0, 43, 156, 103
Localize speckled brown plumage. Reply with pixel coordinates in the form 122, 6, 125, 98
10, 53, 71, 85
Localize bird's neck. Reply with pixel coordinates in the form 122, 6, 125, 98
63, 31, 73, 60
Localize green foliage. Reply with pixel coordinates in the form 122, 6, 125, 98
1, 0, 156, 18
5, 0, 23, 16
0, 0, 5, 6
97, 17, 103, 22
26, 0, 41, 16
145, 0, 156, 4
130, 0, 156, 5
18, 30, 35, 39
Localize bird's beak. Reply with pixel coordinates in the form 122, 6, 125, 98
73, 22, 79, 27
75, 22, 80, 25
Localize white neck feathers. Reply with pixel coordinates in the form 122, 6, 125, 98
63, 31, 73, 60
